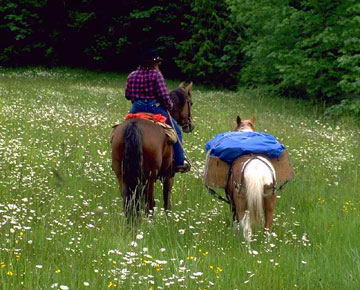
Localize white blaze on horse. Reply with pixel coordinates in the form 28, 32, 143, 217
226, 116, 277, 242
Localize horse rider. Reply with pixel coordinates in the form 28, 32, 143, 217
124, 49, 191, 173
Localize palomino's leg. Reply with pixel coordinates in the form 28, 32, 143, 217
163, 176, 174, 211
225, 188, 236, 221
264, 194, 276, 231
234, 192, 247, 222
234, 190, 252, 241
145, 179, 155, 215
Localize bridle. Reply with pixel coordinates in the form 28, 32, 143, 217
178, 88, 193, 132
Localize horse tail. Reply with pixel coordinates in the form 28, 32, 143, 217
243, 158, 274, 225
123, 121, 144, 213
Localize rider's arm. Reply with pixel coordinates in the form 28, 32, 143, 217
154, 71, 173, 111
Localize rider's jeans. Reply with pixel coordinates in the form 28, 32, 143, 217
129, 99, 185, 166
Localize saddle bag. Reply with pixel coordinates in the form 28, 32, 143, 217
203, 150, 294, 188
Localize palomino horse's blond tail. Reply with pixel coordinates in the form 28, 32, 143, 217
242, 157, 275, 239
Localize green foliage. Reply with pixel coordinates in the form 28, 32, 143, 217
0, 0, 191, 73
0, 0, 47, 64
325, 98, 360, 118
1, 0, 358, 116
176, 0, 243, 88
228, 0, 360, 104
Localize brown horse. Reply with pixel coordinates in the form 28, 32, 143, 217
226, 116, 277, 241
111, 82, 194, 218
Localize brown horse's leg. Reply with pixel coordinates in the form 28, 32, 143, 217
145, 179, 155, 215
163, 176, 174, 211
264, 194, 276, 231
112, 159, 123, 194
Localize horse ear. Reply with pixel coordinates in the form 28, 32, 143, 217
186, 82, 193, 93
236, 116, 241, 125
250, 115, 256, 124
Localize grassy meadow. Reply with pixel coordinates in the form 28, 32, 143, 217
0, 67, 359, 289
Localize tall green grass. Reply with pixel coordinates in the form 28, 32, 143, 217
0, 67, 359, 289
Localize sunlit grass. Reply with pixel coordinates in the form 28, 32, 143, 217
0, 67, 359, 289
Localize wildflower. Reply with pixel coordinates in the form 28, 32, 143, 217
59, 285, 69, 290
83, 282, 90, 286
130, 241, 138, 247
216, 267, 223, 272
108, 281, 117, 288
55, 269, 61, 273
6, 271, 14, 276
178, 229, 185, 235
36, 265, 43, 269
136, 233, 144, 240
301, 260, 307, 264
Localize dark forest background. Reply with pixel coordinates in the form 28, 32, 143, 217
1, 0, 359, 116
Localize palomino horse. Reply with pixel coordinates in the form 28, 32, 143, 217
111, 82, 194, 219
226, 116, 277, 241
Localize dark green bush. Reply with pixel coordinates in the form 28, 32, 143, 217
228, 0, 360, 104
175, 0, 243, 88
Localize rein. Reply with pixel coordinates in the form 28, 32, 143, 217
166, 91, 195, 170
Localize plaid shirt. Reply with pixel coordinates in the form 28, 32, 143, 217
125, 69, 173, 111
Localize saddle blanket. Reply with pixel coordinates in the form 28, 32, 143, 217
125, 112, 167, 123
205, 131, 285, 164
110, 113, 177, 143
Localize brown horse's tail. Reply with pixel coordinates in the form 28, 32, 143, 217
123, 121, 144, 214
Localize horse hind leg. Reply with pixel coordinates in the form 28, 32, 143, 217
241, 210, 252, 242
231, 187, 252, 241
163, 176, 174, 211
263, 189, 276, 231
144, 179, 156, 215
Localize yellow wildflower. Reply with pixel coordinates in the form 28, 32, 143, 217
108, 281, 117, 288
216, 267, 224, 272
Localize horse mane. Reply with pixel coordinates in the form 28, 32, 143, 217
170, 87, 186, 109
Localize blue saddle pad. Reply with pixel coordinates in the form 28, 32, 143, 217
205, 131, 285, 164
